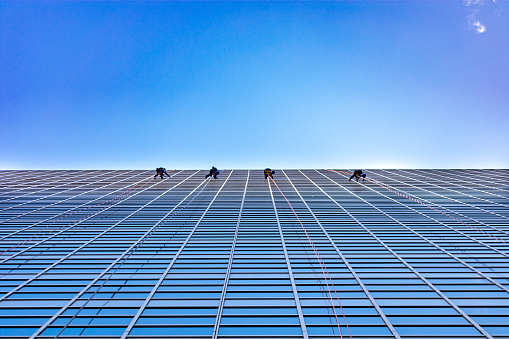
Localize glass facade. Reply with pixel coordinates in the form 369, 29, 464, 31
0, 169, 507, 339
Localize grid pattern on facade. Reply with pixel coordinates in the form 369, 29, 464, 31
0, 169, 507, 339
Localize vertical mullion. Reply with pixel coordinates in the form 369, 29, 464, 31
268, 178, 309, 339
212, 170, 250, 339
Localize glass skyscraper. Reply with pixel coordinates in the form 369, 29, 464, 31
0, 169, 507, 339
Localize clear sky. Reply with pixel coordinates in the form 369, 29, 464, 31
1, 1, 508, 170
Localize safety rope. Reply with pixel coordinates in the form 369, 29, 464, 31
269, 177, 352, 339
326, 169, 509, 246
0, 172, 174, 256
278, 201, 339, 335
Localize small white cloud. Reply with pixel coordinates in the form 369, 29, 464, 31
473, 21, 487, 33
464, 0, 487, 6
463, 0, 496, 34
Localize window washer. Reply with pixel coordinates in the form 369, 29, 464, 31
154, 167, 171, 179
206, 166, 220, 179
349, 170, 366, 182
264, 168, 275, 179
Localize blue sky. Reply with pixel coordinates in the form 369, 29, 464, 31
1, 1, 508, 170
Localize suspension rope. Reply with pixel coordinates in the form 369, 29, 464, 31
0, 172, 174, 256
269, 177, 352, 339
326, 169, 509, 246
278, 200, 339, 335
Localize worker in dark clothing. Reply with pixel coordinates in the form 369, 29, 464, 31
154, 167, 170, 179
349, 170, 366, 182
205, 166, 220, 179
264, 168, 275, 179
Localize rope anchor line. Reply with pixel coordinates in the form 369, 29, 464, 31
269, 176, 353, 339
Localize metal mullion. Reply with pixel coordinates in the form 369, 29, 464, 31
393, 169, 509, 212
26, 170, 203, 339
305, 171, 509, 294
119, 170, 234, 339
212, 170, 249, 339
0, 170, 99, 197
0, 169, 126, 213
312, 170, 495, 339
268, 177, 309, 339
287, 170, 402, 339
425, 169, 509, 195
369, 170, 509, 237
0, 170, 184, 263
0, 170, 149, 241
324, 170, 509, 258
